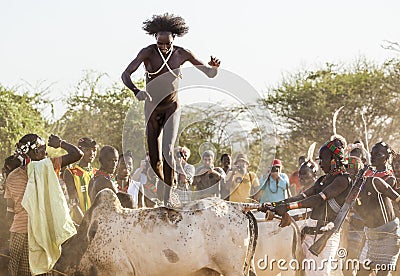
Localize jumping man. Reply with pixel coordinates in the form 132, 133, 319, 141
121, 13, 220, 205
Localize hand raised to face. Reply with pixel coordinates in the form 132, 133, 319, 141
48, 134, 63, 149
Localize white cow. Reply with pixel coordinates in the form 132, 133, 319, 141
55, 189, 258, 276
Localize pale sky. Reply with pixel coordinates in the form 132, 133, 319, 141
1, 0, 399, 119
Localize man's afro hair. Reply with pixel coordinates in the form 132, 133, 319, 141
142, 13, 189, 37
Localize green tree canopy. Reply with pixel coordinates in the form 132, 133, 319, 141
262, 58, 400, 173
52, 71, 145, 164
0, 85, 48, 163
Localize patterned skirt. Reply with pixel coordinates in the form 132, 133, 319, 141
365, 217, 400, 267
9, 232, 52, 276
9, 232, 30, 276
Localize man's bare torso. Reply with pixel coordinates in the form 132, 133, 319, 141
142, 45, 189, 104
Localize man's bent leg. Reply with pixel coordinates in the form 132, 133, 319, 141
162, 104, 181, 205
146, 109, 164, 202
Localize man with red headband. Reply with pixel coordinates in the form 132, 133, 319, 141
258, 137, 351, 275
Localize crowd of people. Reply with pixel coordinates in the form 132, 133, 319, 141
2, 12, 400, 276
0, 132, 302, 275
1, 131, 400, 275
256, 138, 400, 276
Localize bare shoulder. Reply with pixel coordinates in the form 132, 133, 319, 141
175, 46, 192, 57
138, 45, 156, 58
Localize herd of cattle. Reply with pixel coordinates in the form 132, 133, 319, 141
52, 189, 307, 276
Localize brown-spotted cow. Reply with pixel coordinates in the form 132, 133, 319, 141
55, 189, 258, 276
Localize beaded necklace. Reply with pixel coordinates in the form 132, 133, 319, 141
95, 170, 115, 181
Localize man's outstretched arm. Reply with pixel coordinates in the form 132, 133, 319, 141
186, 50, 220, 78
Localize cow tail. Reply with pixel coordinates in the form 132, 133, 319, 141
289, 217, 304, 276
244, 211, 258, 276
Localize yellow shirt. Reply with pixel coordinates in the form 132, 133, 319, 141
229, 171, 260, 203
67, 165, 96, 212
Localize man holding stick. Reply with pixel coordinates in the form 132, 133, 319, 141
258, 136, 351, 275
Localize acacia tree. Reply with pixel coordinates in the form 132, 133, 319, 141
262, 58, 400, 173
178, 103, 275, 173
53, 71, 145, 162
0, 85, 48, 164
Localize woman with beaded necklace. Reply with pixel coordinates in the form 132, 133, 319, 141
353, 142, 400, 276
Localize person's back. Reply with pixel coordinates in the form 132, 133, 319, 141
1, 156, 22, 241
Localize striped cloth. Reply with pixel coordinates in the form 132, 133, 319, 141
4, 168, 29, 233
365, 217, 400, 266
4, 157, 62, 234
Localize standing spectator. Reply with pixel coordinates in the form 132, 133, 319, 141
220, 153, 232, 174
259, 159, 291, 204
132, 154, 149, 187
88, 146, 135, 209
193, 150, 225, 199
220, 153, 232, 200
1, 155, 22, 271
5, 133, 82, 276
174, 146, 195, 203
226, 154, 260, 203
88, 146, 119, 202
63, 137, 98, 223
129, 154, 149, 206
2, 156, 22, 232
289, 156, 306, 195
116, 151, 134, 193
